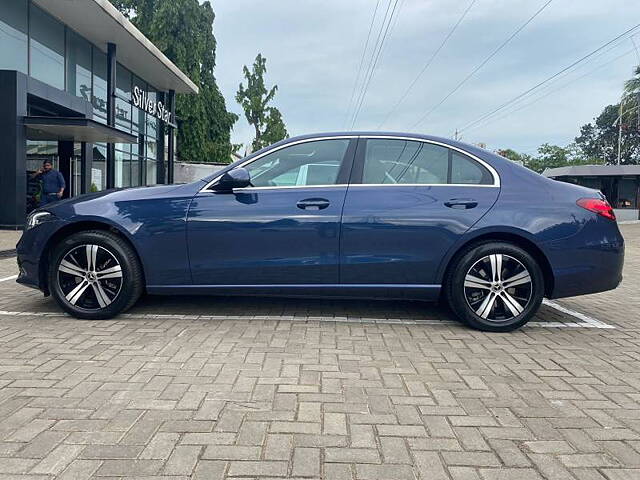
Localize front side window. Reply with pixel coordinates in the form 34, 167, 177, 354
244, 139, 350, 188
362, 139, 493, 186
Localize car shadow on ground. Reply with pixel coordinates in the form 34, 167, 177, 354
0, 279, 588, 327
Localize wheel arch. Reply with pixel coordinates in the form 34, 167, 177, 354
439, 230, 554, 297
40, 220, 146, 295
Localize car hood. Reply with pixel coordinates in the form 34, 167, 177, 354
42, 182, 205, 218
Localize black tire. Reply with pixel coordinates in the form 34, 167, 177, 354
444, 242, 544, 332
48, 230, 144, 320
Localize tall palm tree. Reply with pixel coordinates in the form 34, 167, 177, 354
622, 66, 640, 126
624, 65, 640, 95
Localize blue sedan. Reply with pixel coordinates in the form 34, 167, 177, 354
16, 133, 624, 331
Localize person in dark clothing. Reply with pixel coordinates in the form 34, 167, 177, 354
31, 160, 65, 206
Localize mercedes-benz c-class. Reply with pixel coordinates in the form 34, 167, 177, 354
17, 133, 624, 331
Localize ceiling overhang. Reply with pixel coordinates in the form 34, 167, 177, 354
24, 116, 138, 144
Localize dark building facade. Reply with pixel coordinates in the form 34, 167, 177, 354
0, 0, 198, 228
544, 165, 640, 221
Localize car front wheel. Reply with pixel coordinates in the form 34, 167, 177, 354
48, 230, 144, 320
445, 242, 544, 332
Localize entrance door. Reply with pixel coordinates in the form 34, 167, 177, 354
56, 141, 84, 198
25, 140, 59, 213
340, 137, 500, 286
187, 138, 356, 285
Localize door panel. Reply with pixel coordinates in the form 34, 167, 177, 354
340, 185, 499, 284
188, 187, 347, 284
186, 138, 356, 286
339, 138, 500, 285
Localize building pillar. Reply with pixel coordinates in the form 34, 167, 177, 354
80, 142, 92, 194
58, 141, 74, 199
0, 71, 28, 229
106, 42, 116, 189
167, 89, 175, 184
156, 91, 166, 184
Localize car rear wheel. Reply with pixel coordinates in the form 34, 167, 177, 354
48, 230, 143, 320
445, 242, 544, 332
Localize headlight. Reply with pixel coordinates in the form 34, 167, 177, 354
26, 211, 56, 230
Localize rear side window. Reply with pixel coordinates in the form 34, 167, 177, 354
451, 151, 493, 185
361, 139, 493, 186
362, 139, 448, 184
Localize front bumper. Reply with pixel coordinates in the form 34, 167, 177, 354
16, 219, 66, 294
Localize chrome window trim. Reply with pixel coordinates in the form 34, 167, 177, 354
348, 183, 498, 188
198, 134, 500, 193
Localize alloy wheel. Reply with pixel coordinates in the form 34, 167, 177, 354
463, 253, 533, 322
57, 244, 123, 310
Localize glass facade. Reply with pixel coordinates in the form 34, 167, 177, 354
92, 48, 108, 124
66, 29, 92, 102
0, 0, 166, 193
0, 0, 28, 73
0, 0, 182, 225
29, 4, 65, 90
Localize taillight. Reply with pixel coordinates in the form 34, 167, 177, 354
577, 197, 616, 221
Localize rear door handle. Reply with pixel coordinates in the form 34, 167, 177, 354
444, 198, 478, 209
297, 198, 330, 210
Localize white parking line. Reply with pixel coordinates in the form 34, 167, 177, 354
0, 274, 18, 282
542, 299, 615, 329
0, 303, 615, 329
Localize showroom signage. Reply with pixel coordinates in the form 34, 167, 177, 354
132, 85, 172, 124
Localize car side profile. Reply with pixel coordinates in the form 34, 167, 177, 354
17, 132, 624, 331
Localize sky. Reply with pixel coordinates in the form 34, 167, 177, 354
210, 0, 640, 154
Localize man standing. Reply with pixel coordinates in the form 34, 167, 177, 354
32, 160, 65, 206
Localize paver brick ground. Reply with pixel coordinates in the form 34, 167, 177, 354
0, 223, 638, 478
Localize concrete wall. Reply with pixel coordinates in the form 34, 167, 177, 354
173, 162, 227, 184
615, 209, 639, 222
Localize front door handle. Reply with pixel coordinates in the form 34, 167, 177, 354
297, 198, 330, 210
444, 198, 478, 209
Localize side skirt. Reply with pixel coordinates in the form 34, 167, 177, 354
146, 284, 441, 301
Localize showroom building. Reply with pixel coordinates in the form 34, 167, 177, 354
0, 0, 198, 228
544, 164, 640, 221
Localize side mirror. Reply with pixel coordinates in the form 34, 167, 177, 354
213, 167, 251, 191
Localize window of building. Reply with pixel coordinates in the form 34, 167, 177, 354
66, 29, 92, 102
244, 139, 349, 187
116, 63, 132, 132
144, 89, 159, 185
131, 76, 146, 135
115, 148, 131, 188
92, 48, 108, 123
363, 139, 448, 185
91, 144, 107, 191
0, 0, 28, 73
618, 177, 638, 209
29, 5, 65, 90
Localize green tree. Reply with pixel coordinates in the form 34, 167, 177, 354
113, 0, 238, 163
497, 144, 594, 174
575, 103, 639, 164
236, 54, 288, 152
622, 65, 640, 139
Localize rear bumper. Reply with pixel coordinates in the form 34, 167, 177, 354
544, 218, 624, 299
